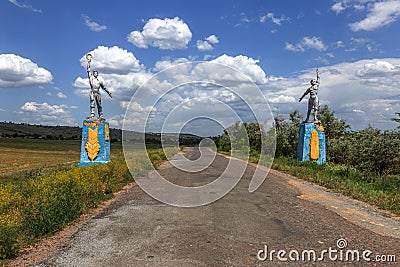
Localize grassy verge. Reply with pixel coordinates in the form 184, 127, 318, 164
0, 145, 175, 261
271, 157, 400, 216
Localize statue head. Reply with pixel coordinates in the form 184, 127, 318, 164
86, 53, 92, 62
310, 79, 316, 85
93, 70, 98, 78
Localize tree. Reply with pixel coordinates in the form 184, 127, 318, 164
392, 112, 400, 128
273, 111, 303, 158
318, 105, 350, 139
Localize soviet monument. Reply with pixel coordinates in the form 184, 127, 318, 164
78, 53, 112, 166
296, 69, 326, 164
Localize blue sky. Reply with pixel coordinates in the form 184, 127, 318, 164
1, 0, 400, 136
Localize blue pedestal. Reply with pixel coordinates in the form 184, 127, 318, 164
296, 123, 326, 164
78, 118, 110, 167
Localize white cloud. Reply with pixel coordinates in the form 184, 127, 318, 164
196, 40, 213, 51
209, 54, 268, 84
19, 102, 76, 125
302, 36, 328, 51
56, 92, 67, 99
268, 95, 296, 103
262, 58, 400, 130
127, 17, 192, 50
336, 40, 345, 48
116, 55, 272, 134
349, 0, 400, 31
356, 61, 400, 78
9, 0, 41, 13
206, 35, 219, 45
285, 36, 327, 52
196, 35, 219, 51
74, 46, 173, 104
79, 46, 144, 74
152, 57, 191, 73
285, 42, 304, 52
331, 0, 375, 15
260, 12, 289, 25
331, 2, 346, 14
0, 54, 53, 88
82, 14, 107, 32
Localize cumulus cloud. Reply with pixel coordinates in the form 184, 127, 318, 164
79, 46, 144, 74
127, 17, 192, 50
260, 12, 289, 25
196, 40, 213, 51
74, 44, 400, 132
56, 92, 67, 99
209, 54, 267, 84
82, 14, 107, 32
356, 61, 400, 77
331, 2, 347, 14
9, 0, 41, 13
268, 95, 296, 103
285, 36, 327, 52
262, 58, 400, 130
0, 54, 53, 88
206, 35, 219, 45
331, 0, 375, 14
349, 0, 400, 31
196, 35, 219, 51
74, 46, 172, 103
19, 102, 76, 125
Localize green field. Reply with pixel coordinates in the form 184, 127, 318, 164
0, 139, 81, 176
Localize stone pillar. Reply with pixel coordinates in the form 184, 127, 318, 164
296, 122, 326, 164
78, 118, 110, 167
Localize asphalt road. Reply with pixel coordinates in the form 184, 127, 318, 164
33, 147, 400, 266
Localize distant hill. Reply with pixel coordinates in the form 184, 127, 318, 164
0, 121, 203, 145
0, 121, 122, 141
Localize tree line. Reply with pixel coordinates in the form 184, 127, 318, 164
214, 105, 400, 178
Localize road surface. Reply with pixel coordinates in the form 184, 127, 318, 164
31, 147, 399, 266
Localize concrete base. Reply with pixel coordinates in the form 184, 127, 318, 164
78, 118, 110, 167
296, 122, 326, 164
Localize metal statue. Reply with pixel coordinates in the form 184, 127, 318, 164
86, 53, 112, 119
299, 69, 320, 123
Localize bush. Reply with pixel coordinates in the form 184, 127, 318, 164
0, 225, 19, 260
0, 184, 23, 259
21, 174, 85, 237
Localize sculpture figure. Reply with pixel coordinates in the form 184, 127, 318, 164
86, 53, 112, 119
299, 69, 320, 123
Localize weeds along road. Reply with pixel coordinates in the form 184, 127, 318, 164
34, 147, 400, 267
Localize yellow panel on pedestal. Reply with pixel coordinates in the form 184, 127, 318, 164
85, 127, 101, 161
310, 129, 319, 161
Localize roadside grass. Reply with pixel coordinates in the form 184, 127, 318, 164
271, 157, 400, 216
0, 142, 175, 261
225, 149, 400, 217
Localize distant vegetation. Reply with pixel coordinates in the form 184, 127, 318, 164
0, 121, 120, 142
0, 121, 202, 146
214, 106, 400, 216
